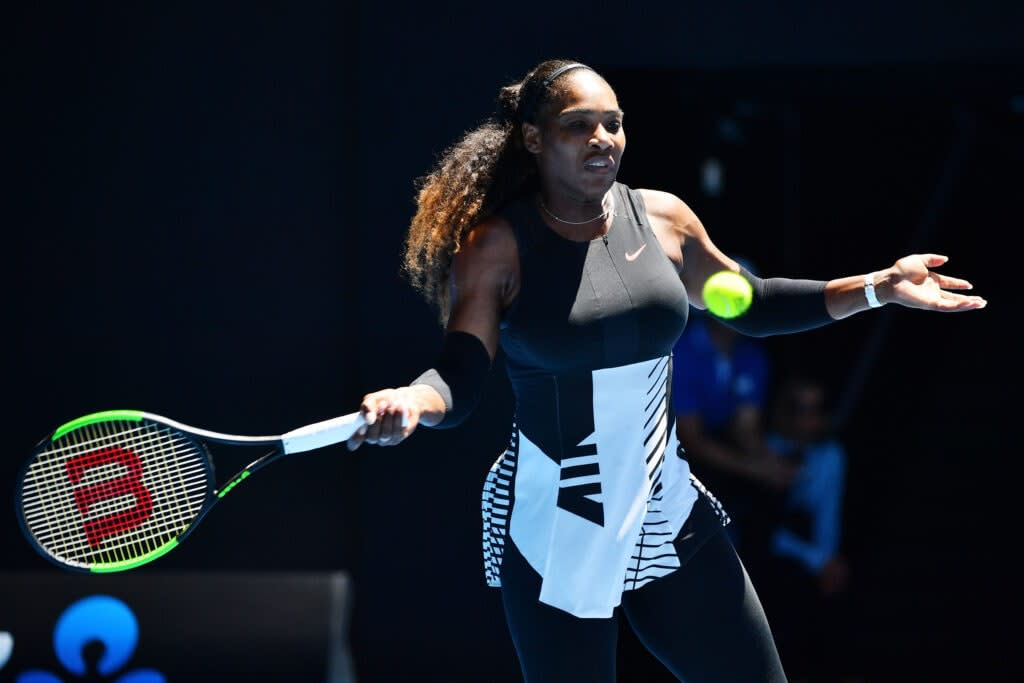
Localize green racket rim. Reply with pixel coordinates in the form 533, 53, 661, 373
89, 539, 179, 573
53, 410, 145, 441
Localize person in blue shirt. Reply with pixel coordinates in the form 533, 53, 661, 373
759, 373, 856, 682
765, 375, 849, 590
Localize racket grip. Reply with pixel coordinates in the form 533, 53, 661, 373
282, 412, 366, 454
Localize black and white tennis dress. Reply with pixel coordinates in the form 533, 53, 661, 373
481, 182, 728, 619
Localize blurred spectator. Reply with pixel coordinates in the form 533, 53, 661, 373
758, 373, 858, 682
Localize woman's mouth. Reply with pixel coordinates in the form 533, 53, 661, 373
583, 157, 614, 173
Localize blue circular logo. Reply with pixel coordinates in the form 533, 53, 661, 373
16, 595, 165, 683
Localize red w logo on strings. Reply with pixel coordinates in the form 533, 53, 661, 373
65, 447, 153, 548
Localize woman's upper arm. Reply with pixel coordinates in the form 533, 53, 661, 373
640, 188, 740, 310
444, 216, 519, 358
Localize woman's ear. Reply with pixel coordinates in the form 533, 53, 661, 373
522, 122, 541, 155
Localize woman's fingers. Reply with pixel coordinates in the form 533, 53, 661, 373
931, 272, 973, 291
348, 389, 418, 449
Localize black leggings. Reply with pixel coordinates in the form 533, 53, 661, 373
499, 495, 787, 682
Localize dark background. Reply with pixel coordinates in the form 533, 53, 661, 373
4, 2, 1022, 681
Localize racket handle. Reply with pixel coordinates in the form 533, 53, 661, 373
281, 412, 365, 454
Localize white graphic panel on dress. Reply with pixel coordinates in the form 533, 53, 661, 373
508, 430, 561, 578
527, 357, 669, 617
623, 356, 682, 590
482, 425, 518, 588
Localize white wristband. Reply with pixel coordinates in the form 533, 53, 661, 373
864, 272, 883, 308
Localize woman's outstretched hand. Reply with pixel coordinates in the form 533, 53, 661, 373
883, 254, 987, 311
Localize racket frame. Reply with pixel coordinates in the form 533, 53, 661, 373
15, 409, 362, 573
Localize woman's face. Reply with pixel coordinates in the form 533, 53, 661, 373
524, 70, 625, 203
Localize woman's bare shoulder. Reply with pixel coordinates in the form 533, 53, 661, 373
635, 188, 699, 227
462, 213, 517, 256
452, 212, 520, 294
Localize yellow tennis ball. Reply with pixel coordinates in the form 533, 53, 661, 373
702, 270, 753, 319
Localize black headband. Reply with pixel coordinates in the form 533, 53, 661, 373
542, 62, 591, 88
514, 62, 593, 123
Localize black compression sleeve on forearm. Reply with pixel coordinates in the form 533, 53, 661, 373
718, 266, 834, 337
410, 330, 492, 429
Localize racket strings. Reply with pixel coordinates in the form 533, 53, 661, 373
27, 423, 205, 566
23, 427, 202, 528
20, 419, 210, 568
24, 422, 148, 564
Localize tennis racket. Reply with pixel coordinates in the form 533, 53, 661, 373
15, 408, 365, 573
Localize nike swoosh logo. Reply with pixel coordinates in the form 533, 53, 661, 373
625, 244, 647, 262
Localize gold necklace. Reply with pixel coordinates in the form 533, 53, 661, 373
539, 195, 612, 225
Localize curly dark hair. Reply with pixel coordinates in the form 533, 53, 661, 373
401, 58, 601, 324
